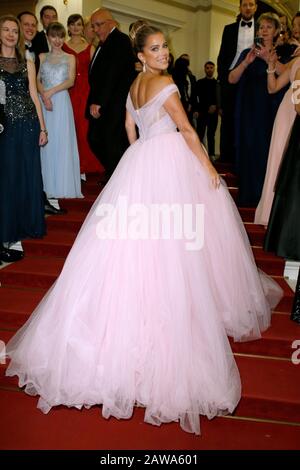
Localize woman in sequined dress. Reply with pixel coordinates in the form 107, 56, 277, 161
0, 15, 47, 265
37, 22, 82, 199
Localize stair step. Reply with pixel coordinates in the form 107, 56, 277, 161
271, 276, 294, 312
228, 187, 238, 202
235, 355, 300, 423
0, 287, 47, 330
239, 207, 255, 222
215, 162, 234, 173
46, 211, 86, 232
23, 231, 76, 258
58, 196, 96, 212
0, 257, 64, 289
245, 223, 265, 246
220, 173, 238, 187
230, 313, 298, 358
252, 247, 285, 276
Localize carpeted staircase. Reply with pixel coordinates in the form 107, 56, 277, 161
0, 168, 300, 450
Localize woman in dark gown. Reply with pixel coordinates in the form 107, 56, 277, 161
0, 15, 47, 263
229, 13, 284, 207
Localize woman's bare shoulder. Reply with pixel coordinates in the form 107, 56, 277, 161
147, 74, 175, 96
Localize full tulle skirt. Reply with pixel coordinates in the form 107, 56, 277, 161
6, 131, 282, 434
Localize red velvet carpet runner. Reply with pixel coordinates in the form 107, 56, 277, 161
0, 168, 299, 449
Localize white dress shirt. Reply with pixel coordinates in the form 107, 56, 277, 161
229, 20, 255, 70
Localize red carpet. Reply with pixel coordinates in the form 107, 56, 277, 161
0, 170, 299, 450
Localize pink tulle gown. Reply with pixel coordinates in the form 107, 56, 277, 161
5, 84, 282, 435
255, 57, 300, 226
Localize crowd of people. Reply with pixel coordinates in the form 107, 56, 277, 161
0, 2, 299, 435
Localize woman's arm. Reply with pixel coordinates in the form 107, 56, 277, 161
163, 78, 220, 189
267, 50, 291, 93
27, 60, 48, 146
125, 109, 137, 144
228, 48, 256, 84
43, 54, 76, 100
36, 53, 46, 95
36, 55, 53, 111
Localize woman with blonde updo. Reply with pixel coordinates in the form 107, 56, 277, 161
6, 19, 282, 436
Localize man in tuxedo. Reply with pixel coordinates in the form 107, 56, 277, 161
217, 0, 257, 164
17, 11, 38, 62
18, 9, 65, 216
87, 8, 136, 179
32, 5, 57, 57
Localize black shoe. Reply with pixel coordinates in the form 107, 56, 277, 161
44, 204, 67, 215
0, 247, 24, 262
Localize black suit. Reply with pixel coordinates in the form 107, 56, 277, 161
195, 77, 219, 157
217, 22, 241, 165
217, 22, 240, 84
31, 31, 49, 74
87, 28, 136, 176
32, 30, 49, 54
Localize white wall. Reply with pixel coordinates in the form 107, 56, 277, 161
35, 0, 83, 28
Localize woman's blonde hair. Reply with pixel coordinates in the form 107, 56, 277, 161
0, 15, 25, 61
257, 12, 281, 37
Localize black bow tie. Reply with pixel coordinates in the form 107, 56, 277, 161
25, 44, 34, 52
241, 21, 252, 28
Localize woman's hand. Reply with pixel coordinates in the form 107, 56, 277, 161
244, 46, 257, 65
43, 89, 53, 101
255, 44, 274, 63
43, 97, 53, 111
206, 163, 221, 189
39, 129, 48, 146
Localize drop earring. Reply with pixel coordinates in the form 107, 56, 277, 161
143, 61, 146, 72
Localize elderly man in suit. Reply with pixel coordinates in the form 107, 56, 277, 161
217, 0, 257, 164
87, 8, 136, 180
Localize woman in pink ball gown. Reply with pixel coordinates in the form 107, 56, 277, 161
6, 22, 282, 435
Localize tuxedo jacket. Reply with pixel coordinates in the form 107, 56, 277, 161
32, 31, 49, 55
217, 22, 240, 83
32, 31, 49, 74
87, 28, 135, 118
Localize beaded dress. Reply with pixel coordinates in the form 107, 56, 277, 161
39, 53, 82, 198
0, 57, 45, 244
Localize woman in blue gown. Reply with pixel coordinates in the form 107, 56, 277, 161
37, 22, 82, 199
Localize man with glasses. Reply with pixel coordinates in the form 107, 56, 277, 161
87, 8, 135, 181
